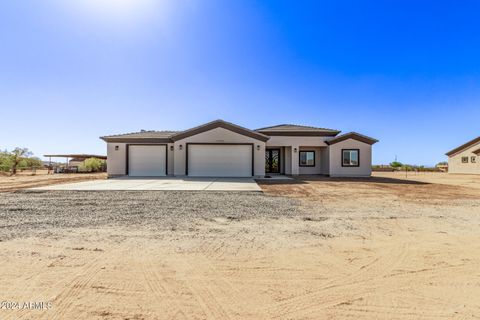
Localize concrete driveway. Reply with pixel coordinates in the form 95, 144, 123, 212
32, 177, 261, 191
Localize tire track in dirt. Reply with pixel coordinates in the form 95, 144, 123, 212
140, 257, 189, 319
266, 230, 413, 318
48, 258, 103, 320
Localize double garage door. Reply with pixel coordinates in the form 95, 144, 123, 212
128, 144, 253, 177
187, 144, 253, 177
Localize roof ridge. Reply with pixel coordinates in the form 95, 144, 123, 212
255, 123, 340, 132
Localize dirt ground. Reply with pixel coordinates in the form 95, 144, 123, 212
373, 171, 480, 190
0, 170, 107, 192
1, 173, 480, 319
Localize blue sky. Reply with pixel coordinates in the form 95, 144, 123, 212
1, 0, 479, 165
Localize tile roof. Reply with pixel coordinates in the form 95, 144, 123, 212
255, 124, 339, 133
100, 130, 179, 141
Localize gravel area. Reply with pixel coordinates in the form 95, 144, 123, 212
0, 190, 302, 241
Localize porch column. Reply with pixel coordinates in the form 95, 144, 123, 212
291, 145, 299, 175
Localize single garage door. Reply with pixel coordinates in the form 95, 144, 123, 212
188, 144, 253, 177
128, 145, 167, 177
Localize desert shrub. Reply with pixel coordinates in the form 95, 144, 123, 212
0, 150, 12, 172
390, 161, 403, 168
84, 158, 106, 172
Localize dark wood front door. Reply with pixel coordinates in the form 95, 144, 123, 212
265, 149, 280, 173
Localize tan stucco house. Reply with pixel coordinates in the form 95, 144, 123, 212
101, 120, 378, 178
446, 137, 480, 174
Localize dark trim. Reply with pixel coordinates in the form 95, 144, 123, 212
341, 149, 360, 167
327, 132, 378, 145
126, 144, 168, 176
186, 143, 255, 176
172, 120, 269, 142
446, 137, 480, 156
299, 150, 316, 167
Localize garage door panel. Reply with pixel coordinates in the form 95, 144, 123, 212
188, 145, 252, 177
128, 145, 166, 177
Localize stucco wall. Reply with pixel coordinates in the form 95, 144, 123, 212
328, 139, 373, 177
448, 142, 480, 174
266, 136, 328, 147
173, 127, 266, 177
298, 146, 323, 174
320, 147, 330, 175
107, 143, 127, 176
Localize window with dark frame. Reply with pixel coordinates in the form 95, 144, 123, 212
472, 156, 477, 163
299, 151, 315, 167
462, 157, 469, 163
342, 149, 359, 167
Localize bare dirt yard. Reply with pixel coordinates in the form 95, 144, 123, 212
0, 170, 107, 192
0, 173, 479, 319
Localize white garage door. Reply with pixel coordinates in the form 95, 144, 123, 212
188, 144, 252, 177
128, 145, 167, 177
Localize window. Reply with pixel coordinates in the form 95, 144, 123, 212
299, 151, 315, 167
472, 156, 477, 163
342, 149, 360, 167
462, 157, 469, 163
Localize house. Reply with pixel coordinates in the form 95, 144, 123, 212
100, 120, 378, 178
445, 137, 480, 174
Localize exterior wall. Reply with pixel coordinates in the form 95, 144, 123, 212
320, 147, 330, 175
448, 142, 480, 174
267, 136, 328, 175
173, 127, 266, 177
298, 146, 323, 174
107, 143, 127, 176
266, 136, 328, 147
106, 142, 174, 177
328, 139, 373, 177
284, 146, 292, 175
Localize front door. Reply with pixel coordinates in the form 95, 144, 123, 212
265, 149, 280, 173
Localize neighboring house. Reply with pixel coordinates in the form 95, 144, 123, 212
446, 137, 480, 174
100, 120, 378, 178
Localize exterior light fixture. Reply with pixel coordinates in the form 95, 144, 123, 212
170, 146, 174, 151
294, 147, 298, 153
115, 146, 119, 151
179, 145, 183, 150
256, 145, 261, 150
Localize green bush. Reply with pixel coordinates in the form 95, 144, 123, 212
83, 158, 106, 172
0, 150, 13, 172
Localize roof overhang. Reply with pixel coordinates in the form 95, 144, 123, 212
446, 137, 480, 156
170, 120, 270, 142
257, 130, 340, 137
100, 137, 173, 143
44, 154, 107, 160
326, 132, 378, 145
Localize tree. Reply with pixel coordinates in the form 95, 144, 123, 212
0, 150, 13, 172
390, 161, 403, 168
83, 158, 105, 172
10, 148, 33, 174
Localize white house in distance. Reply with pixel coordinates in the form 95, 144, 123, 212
101, 120, 378, 178
446, 136, 480, 174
